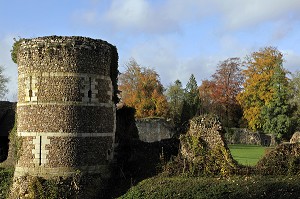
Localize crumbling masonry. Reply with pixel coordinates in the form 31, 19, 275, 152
13, 36, 118, 178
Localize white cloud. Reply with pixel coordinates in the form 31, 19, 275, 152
77, 0, 210, 34
282, 49, 300, 73
120, 36, 225, 87
216, 0, 300, 30
104, 0, 151, 29
77, 0, 300, 35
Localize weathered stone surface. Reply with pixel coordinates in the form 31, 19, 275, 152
11, 36, 118, 198
136, 118, 175, 143
18, 105, 114, 134
290, 131, 300, 143
179, 115, 239, 175
225, 128, 277, 146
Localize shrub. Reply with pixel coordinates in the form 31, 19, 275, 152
256, 143, 300, 175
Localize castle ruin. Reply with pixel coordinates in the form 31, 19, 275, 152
10, 36, 118, 197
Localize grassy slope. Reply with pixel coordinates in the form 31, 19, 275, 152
228, 144, 268, 166
0, 167, 14, 198
119, 175, 300, 199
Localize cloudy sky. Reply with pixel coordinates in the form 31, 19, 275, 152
1, 0, 300, 101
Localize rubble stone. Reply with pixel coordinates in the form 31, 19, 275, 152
10, 36, 118, 198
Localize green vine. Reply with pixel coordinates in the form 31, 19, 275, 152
8, 114, 22, 161
11, 37, 25, 64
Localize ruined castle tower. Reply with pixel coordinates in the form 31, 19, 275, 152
14, 36, 118, 179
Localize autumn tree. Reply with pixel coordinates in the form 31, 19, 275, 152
118, 58, 168, 118
0, 66, 8, 99
166, 79, 185, 125
210, 58, 244, 127
199, 79, 216, 115
237, 47, 291, 137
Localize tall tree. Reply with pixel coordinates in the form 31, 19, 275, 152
118, 58, 168, 118
166, 79, 185, 125
198, 79, 216, 115
210, 57, 244, 127
237, 47, 291, 137
0, 66, 8, 100
181, 74, 201, 123
261, 64, 291, 138
290, 71, 300, 131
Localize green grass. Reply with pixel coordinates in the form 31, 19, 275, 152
228, 144, 269, 166
0, 167, 14, 198
119, 175, 300, 199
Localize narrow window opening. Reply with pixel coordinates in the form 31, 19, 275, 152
29, 89, 33, 98
29, 76, 33, 101
107, 149, 111, 160
39, 136, 42, 166
88, 77, 92, 102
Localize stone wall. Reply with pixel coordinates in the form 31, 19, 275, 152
14, 36, 118, 179
0, 101, 16, 136
136, 118, 175, 143
225, 128, 277, 146
0, 101, 16, 163
178, 115, 239, 176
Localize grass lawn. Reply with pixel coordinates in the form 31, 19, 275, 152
228, 144, 270, 166
119, 175, 300, 199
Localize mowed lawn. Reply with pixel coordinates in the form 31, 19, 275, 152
228, 144, 271, 166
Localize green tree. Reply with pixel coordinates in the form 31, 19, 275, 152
0, 66, 9, 99
289, 71, 300, 132
181, 74, 201, 124
261, 64, 291, 138
237, 47, 291, 137
166, 79, 184, 125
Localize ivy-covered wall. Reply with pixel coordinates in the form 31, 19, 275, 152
166, 114, 239, 176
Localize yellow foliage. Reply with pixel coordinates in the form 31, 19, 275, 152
119, 59, 168, 118
237, 47, 283, 130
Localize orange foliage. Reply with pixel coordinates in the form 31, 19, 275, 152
119, 59, 168, 118
237, 47, 283, 131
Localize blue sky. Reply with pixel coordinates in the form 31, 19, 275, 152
1, 0, 300, 101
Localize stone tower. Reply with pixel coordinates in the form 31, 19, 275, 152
11, 36, 118, 196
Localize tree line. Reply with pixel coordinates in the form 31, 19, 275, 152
1, 45, 299, 139
119, 47, 300, 139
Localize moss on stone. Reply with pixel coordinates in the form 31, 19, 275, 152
165, 114, 239, 176
256, 143, 300, 175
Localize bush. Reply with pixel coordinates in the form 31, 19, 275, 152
256, 143, 300, 175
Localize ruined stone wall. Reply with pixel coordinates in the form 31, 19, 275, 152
0, 101, 16, 163
225, 128, 277, 146
179, 115, 239, 176
0, 101, 16, 137
15, 36, 118, 178
290, 132, 300, 143
136, 118, 175, 143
